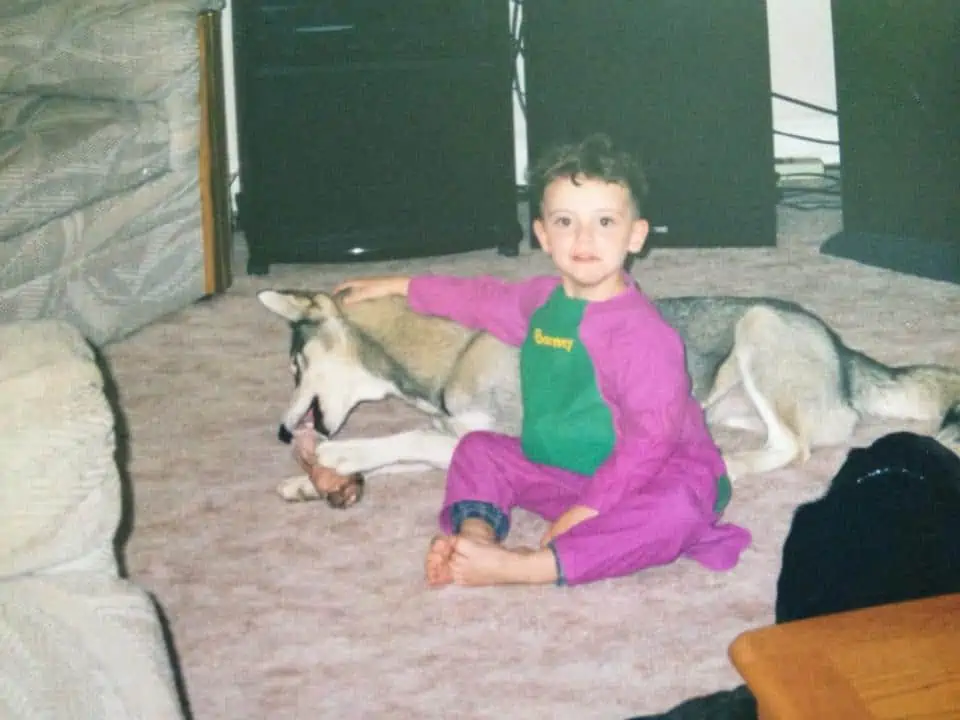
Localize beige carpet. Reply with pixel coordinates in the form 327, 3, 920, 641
103, 205, 959, 720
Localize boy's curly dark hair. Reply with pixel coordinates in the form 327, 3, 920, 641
526, 133, 649, 219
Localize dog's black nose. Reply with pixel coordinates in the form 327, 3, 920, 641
277, 423, 293, 444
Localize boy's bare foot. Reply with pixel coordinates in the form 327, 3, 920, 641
425, 535, 456, 587
449, 536, 558, 587
457, 517, 497, 544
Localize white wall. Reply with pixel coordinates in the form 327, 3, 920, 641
220, 3, 240, 200
220, 0, 840, 206
766, 0, 840, 164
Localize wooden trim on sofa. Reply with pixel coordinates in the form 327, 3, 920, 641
198, 9, 233, 295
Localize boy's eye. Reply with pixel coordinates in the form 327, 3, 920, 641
600, 216, 616, 227
553, 216, 572, 227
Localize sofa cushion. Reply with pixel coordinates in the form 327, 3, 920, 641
0, 573, 187, 719
0, 169, 205, 346
0, 320, 121, 578
0, 0, 222, 104
0, 93, 169, 243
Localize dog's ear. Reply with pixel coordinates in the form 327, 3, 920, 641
257, 290, 312, 322
257, 290, 339, 323
306, 293, 340, 320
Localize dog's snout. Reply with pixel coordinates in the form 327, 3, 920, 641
278, 396, 329, 444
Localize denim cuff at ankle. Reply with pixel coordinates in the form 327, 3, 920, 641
546, 541, 568, 587
449, 500, 510, 542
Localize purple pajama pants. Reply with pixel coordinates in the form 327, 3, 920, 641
439, 431, 752, 586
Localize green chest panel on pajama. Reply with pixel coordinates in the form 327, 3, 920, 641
520, 287, 616, 475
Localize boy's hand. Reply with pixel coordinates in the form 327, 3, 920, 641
540, 505, 599, 547
333, 275, 411, 304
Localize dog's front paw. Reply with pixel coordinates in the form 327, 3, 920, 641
315, 440, 369, 475
326, 473, 365, 509
277, 475, 322, 502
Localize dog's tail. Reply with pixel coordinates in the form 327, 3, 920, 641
847, 350, 960, 455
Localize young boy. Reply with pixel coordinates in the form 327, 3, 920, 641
335, 134, 752, 588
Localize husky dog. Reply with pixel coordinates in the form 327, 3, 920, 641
258, 288, 960, 502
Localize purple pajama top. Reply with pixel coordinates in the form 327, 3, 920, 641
408, 273, 729, 515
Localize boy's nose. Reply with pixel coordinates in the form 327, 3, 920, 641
575, 226, 596, 248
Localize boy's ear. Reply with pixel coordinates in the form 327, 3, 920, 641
628, 218, 650, 254
532, 217, 551, 253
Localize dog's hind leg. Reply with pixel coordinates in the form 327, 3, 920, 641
709, 411, 766, 434
720, 308, 805, 479
702, 353, 766, 433
722, 346, 804, 480
703, 354, 741, 409
721, 306, 860, 480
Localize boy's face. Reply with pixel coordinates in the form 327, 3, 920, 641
532, 174, 649, 298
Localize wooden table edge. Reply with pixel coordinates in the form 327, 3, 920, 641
727, 593, 960, 720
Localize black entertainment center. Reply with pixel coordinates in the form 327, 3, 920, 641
229, 1, 781, 275
231, 1, 522, 274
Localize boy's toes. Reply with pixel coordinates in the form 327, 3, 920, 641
425, 535, 455, 587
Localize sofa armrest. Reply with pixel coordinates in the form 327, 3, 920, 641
0, 574, 188, 720
0, 320, 121, 579
0, 321, 190, 717
0, 0, 225, 103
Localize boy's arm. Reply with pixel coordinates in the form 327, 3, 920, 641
407, 274, 558, 347
575, 324, 690, 513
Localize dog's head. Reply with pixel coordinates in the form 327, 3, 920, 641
257, 289, 396, 443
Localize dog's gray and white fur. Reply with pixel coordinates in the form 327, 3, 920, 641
258, 288, 960, 502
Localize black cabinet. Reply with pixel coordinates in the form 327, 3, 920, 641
821, 0, 960, 284
523, 0, 778, 249
231, 1, 522, 274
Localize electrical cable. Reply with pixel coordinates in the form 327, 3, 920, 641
510, 0, 525, 116
774, 129, 839, 146
772, 91, 838, 116
777, 169, 842, 211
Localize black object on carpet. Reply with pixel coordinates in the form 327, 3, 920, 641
820, 231, 959, 285
628, 431, 960, 720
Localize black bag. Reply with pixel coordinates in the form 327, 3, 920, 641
628, 432, 960, 720
776, 431, 960, 622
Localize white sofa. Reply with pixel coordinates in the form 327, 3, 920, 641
0, 320, 186, 719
